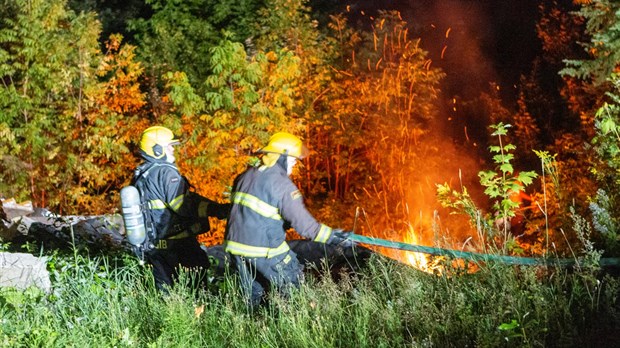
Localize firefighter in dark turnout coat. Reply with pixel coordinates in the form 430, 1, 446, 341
133, 126, 230, 291
224, 132, 353, 306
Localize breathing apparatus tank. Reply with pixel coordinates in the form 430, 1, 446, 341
120, 185, 147, 246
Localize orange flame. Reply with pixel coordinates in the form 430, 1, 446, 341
368, 225, 442, 274
402, 226, 429, 270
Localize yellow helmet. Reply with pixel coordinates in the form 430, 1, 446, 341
139, 126, 180, 159
260, 132, 308, 159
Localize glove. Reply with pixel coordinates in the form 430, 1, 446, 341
327, 229, 356, 248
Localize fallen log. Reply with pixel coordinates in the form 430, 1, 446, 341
1, 204, 372, 280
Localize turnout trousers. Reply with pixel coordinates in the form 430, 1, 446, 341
232, 250, 303, 307
146, 237, 211, 292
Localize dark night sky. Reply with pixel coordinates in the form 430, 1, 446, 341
340, 0, 543, 101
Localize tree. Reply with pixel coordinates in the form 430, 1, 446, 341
308, 11, 445, 232
559, 0, 620, 255
67, 34, 148, 213
128, 0, 260, 108
0, 0, 147, 213
562, 0, 620, 86
0, 0, 101, 209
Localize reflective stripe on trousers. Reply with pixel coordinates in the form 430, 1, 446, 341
223, 240, 290, 258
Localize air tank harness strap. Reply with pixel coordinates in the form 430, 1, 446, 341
154, 231, 193, 249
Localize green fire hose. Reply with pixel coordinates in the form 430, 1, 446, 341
348, 233, 620, 267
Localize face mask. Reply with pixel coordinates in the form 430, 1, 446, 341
286, 156, 297, 176
165, 144, 176, 163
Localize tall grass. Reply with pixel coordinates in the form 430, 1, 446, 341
1, 249, 618, 347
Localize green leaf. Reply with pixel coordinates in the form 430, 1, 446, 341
503, 144, 516, 151
489, 145, 501, 153
498, 319, 520, 331
601, 117, 617, 134
499, 163, 514, 173
517, 171, 538, 185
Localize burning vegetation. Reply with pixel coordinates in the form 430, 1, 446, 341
1, 1, 620, 346
0, 1, 618, 272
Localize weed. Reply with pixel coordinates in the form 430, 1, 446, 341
438, 123, 537, 254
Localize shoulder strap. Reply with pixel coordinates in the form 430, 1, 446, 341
133, 161, 174, 182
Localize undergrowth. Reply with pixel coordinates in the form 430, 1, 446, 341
1, 249, 618, 347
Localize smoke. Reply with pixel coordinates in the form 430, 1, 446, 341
339, 1, 497, 250
350, 0, 501, 99
342, 1, 541, 250
408, 2, 501, 103
403, 131, 488, 249
395, 1, 497, 248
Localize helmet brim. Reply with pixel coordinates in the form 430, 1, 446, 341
299, 144, 309, 159
257, 144, 308, 160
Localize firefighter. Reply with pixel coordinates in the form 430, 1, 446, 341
224, 131, 354, 307
133, 126, 230, 291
